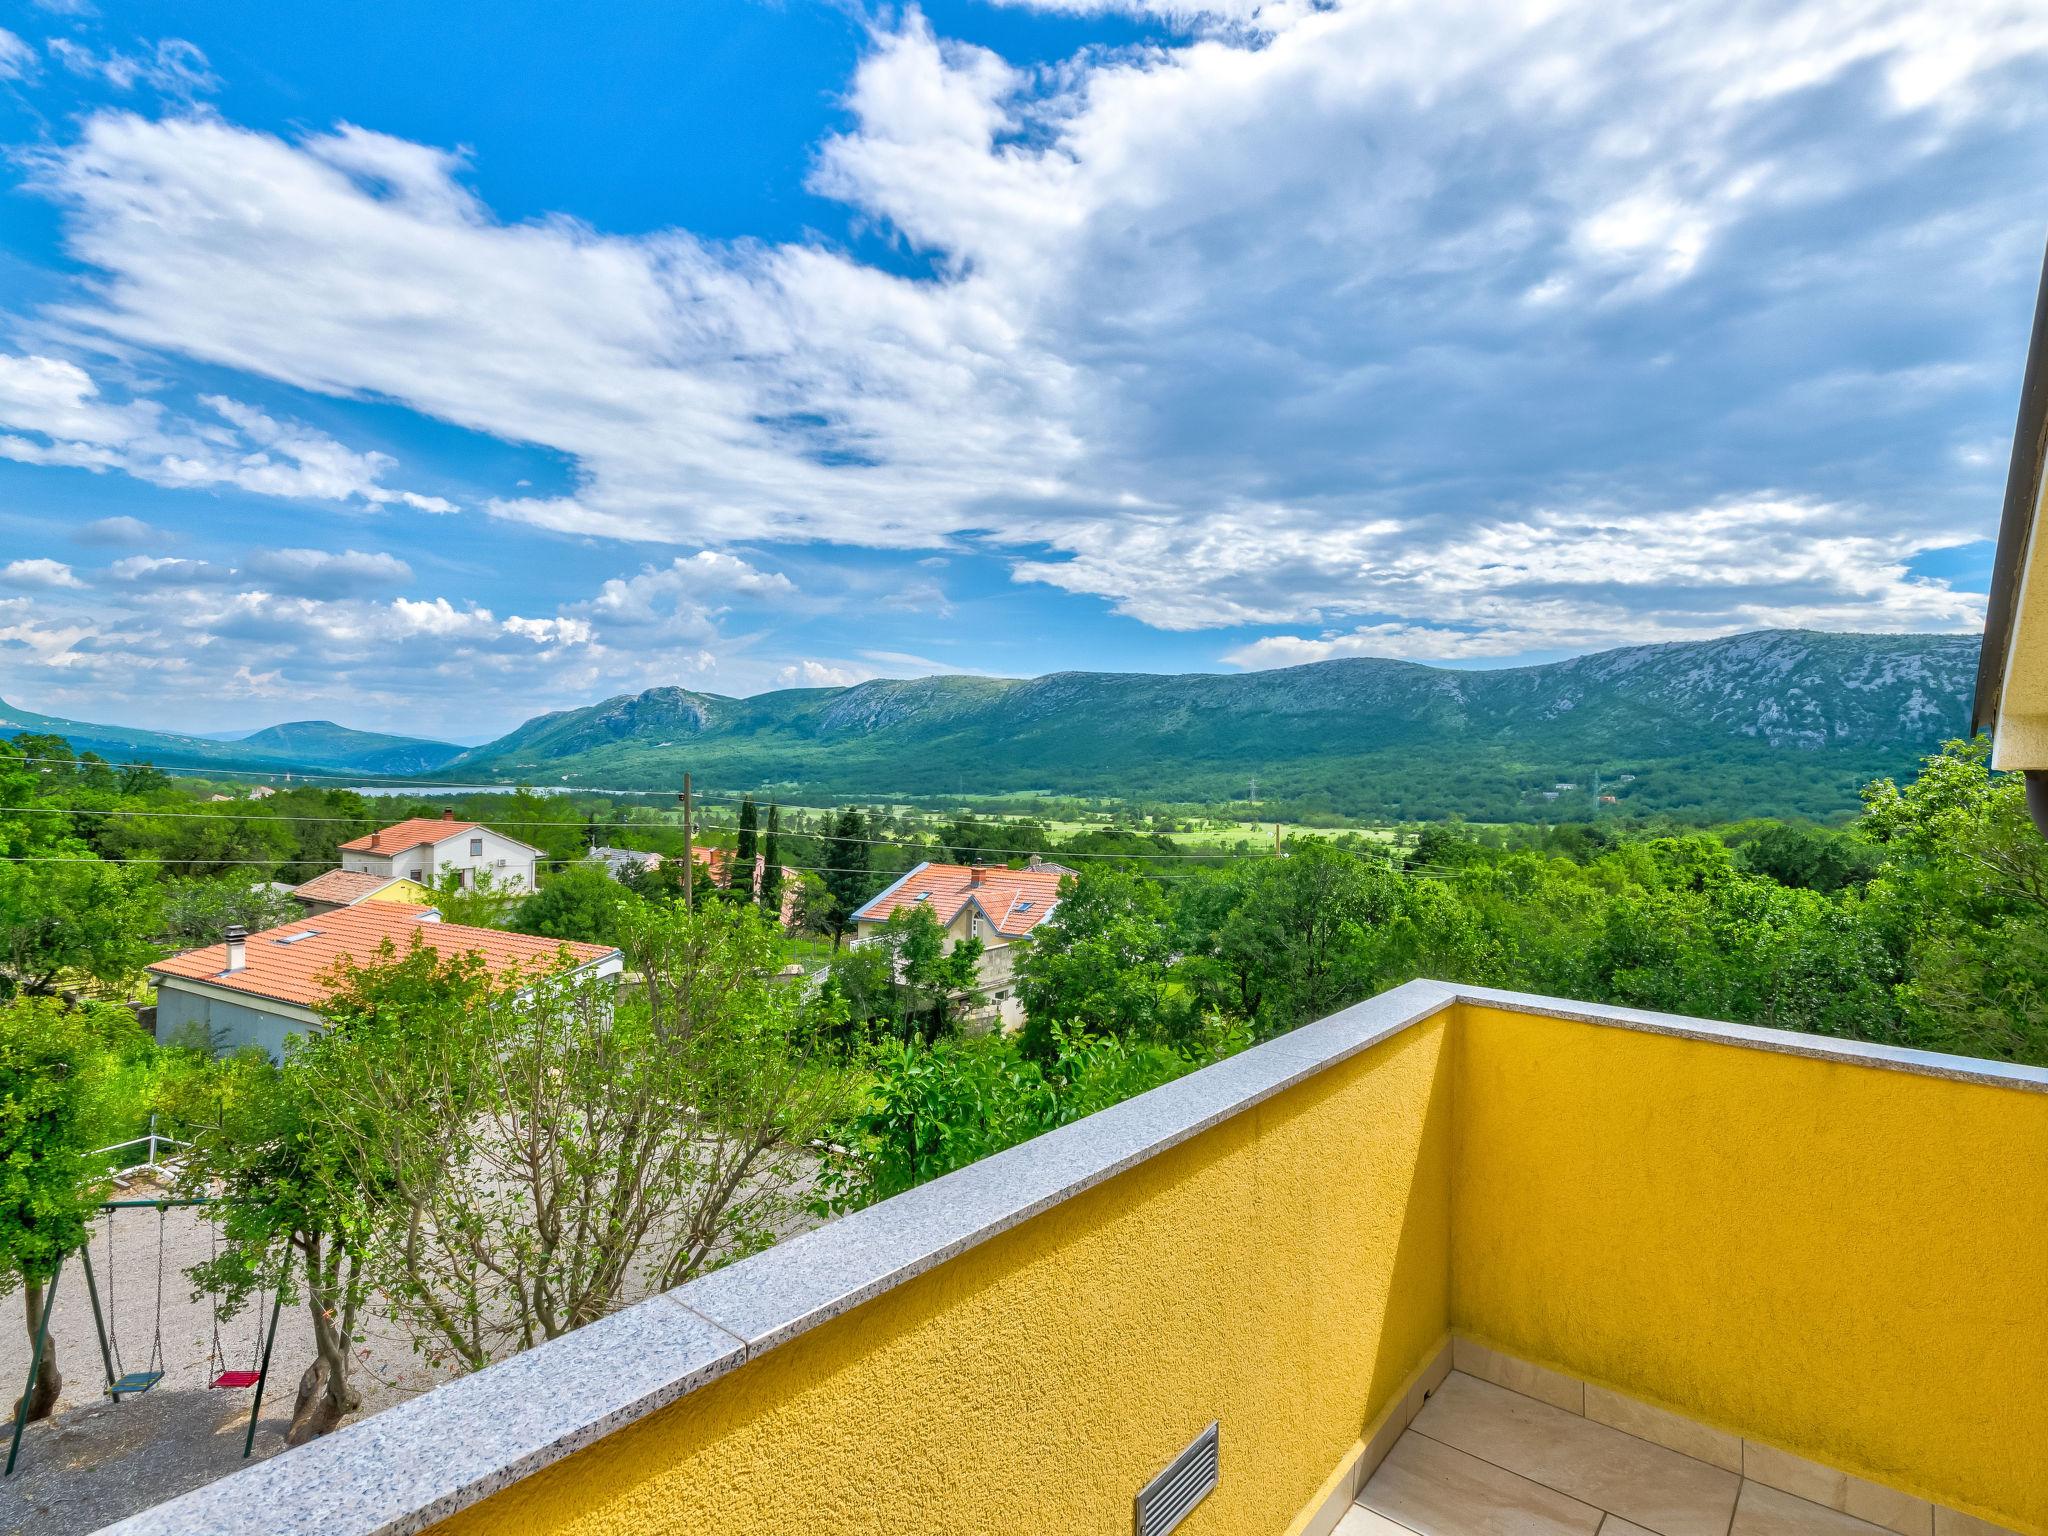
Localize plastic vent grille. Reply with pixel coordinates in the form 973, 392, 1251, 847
1134, 1422, 1219, 1536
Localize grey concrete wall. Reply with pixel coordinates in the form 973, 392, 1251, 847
154, 983, 308, 1061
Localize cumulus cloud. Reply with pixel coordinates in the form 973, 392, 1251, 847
2, 557, 84, 589
0, 353, 456, 512
15, 0, 2047, 672
4, 545, 807, 732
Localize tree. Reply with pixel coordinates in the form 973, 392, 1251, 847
159, 877, 301, 948
428, 864, 520, 928
512, 864, 636, 945
303, 904, 852, 1372
820, 807, 873, 948
1016, 867, 1176, 1059
823, 905, 984, 1045
172, 1048, 378, 1443
734, 796, 759, 896
759, 803, 783, 917
0, 857, 161, 999
0, 999, 136, 1421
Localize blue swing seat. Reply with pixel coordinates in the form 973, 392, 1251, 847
109, 1370, 163, 1396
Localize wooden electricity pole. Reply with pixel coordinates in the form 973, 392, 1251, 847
680, 772, 694, 912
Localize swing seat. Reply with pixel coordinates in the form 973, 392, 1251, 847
210, 1369, 260, 1389
109, 1370, 163, 1396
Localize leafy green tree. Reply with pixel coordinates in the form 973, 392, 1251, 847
0, 999, 137, 1421
1860, 737, 2048, 1063
1016, 867, 1175, 1059
1732, 822, 1880, 893
512, 864, 636, 945
172, 1048, 377, 1443
760, 803, 783, 915
733, 795, 759, 892
821, 905, 984, 1044
0, 857, 161, 999
303, 904, 851, 1372
428, 864, 521, 928
820, 807, 873, 947
159, 877, 301, 948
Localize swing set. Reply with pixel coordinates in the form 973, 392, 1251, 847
5, 1197, 286, 1477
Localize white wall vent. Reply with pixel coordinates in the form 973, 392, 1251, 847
1134, 1422, 1219, 1536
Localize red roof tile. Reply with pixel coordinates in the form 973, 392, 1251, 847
149, 904, 616, 1010
852, 862, 1066, 939
290, 869, 421, 905
337, 817, 480, 855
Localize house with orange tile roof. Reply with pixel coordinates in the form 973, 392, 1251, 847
149, 902, 620, 1059
289, 868, 434, 916
337, 808, 541, 893
851, 861, 1068, 1029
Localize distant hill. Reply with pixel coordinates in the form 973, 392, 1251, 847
447, 630, 1983, 821
0, 701, 464, 778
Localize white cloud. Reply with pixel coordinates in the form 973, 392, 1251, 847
776, 659, 872, 688
2, 557, 84, 589
47, 36, 216, 97
0, 29, 36, 80
0, 353, 456, 512
17, 0, 2048, 672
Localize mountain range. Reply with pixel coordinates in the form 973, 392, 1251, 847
0, 701, 466, 778
5, 630, 1984, 820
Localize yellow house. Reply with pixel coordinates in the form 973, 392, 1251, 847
287, 868, 435, 917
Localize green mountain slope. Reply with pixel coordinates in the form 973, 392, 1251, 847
233, 721, 466, 776
0, 700, 463, 777
449, 630, 1983, 820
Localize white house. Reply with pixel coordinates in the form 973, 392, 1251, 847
149, 903, 621, 1059
337, 810, 540, 892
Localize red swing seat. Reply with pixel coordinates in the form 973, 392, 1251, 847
210, 1369, 261, 1389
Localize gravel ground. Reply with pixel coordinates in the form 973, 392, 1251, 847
0, 1183, 452, 1536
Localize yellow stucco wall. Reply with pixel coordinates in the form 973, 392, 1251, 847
1451, 1003, 2048, 1534
433, 1015, 1454, 1536
365, 877, 432, 904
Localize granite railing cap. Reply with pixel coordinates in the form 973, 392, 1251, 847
95, 978, 2046, 1536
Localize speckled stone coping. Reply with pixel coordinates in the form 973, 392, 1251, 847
97, 980, 2048, 1536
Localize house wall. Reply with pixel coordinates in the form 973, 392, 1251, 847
427, 828, 538, 892
1451, 1001, 2048, 1534
152, 979, 314, 1061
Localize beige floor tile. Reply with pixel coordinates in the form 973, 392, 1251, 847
1732, 1482, 1894, 1535
1841, 1473, 1932, 1536
1601, 1521, 1662, 1536
1334, 1505, 1417, 1536
1412, 1372, 1739, 1536
1934, 1508, 2027, 1536
1453, 1337, 1585, 1413
1746, 1442, 1851, 1508
1585, 1383, 1743, 1474
1360, 1430, 1604, 1536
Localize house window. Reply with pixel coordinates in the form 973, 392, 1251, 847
469, 838, 483, 857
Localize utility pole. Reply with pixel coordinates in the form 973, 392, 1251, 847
679, 772, 694, 913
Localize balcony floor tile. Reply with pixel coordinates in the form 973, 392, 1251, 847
1355, 1372, 1919, 1536
1410, 1372, 1739, 1536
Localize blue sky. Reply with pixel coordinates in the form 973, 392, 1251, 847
0, 1, 2041, 742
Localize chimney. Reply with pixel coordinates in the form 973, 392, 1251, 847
442, 808, 455, 821
969, 864, 987, 888
370, 829, 380, 848
223, 925, 248, 973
